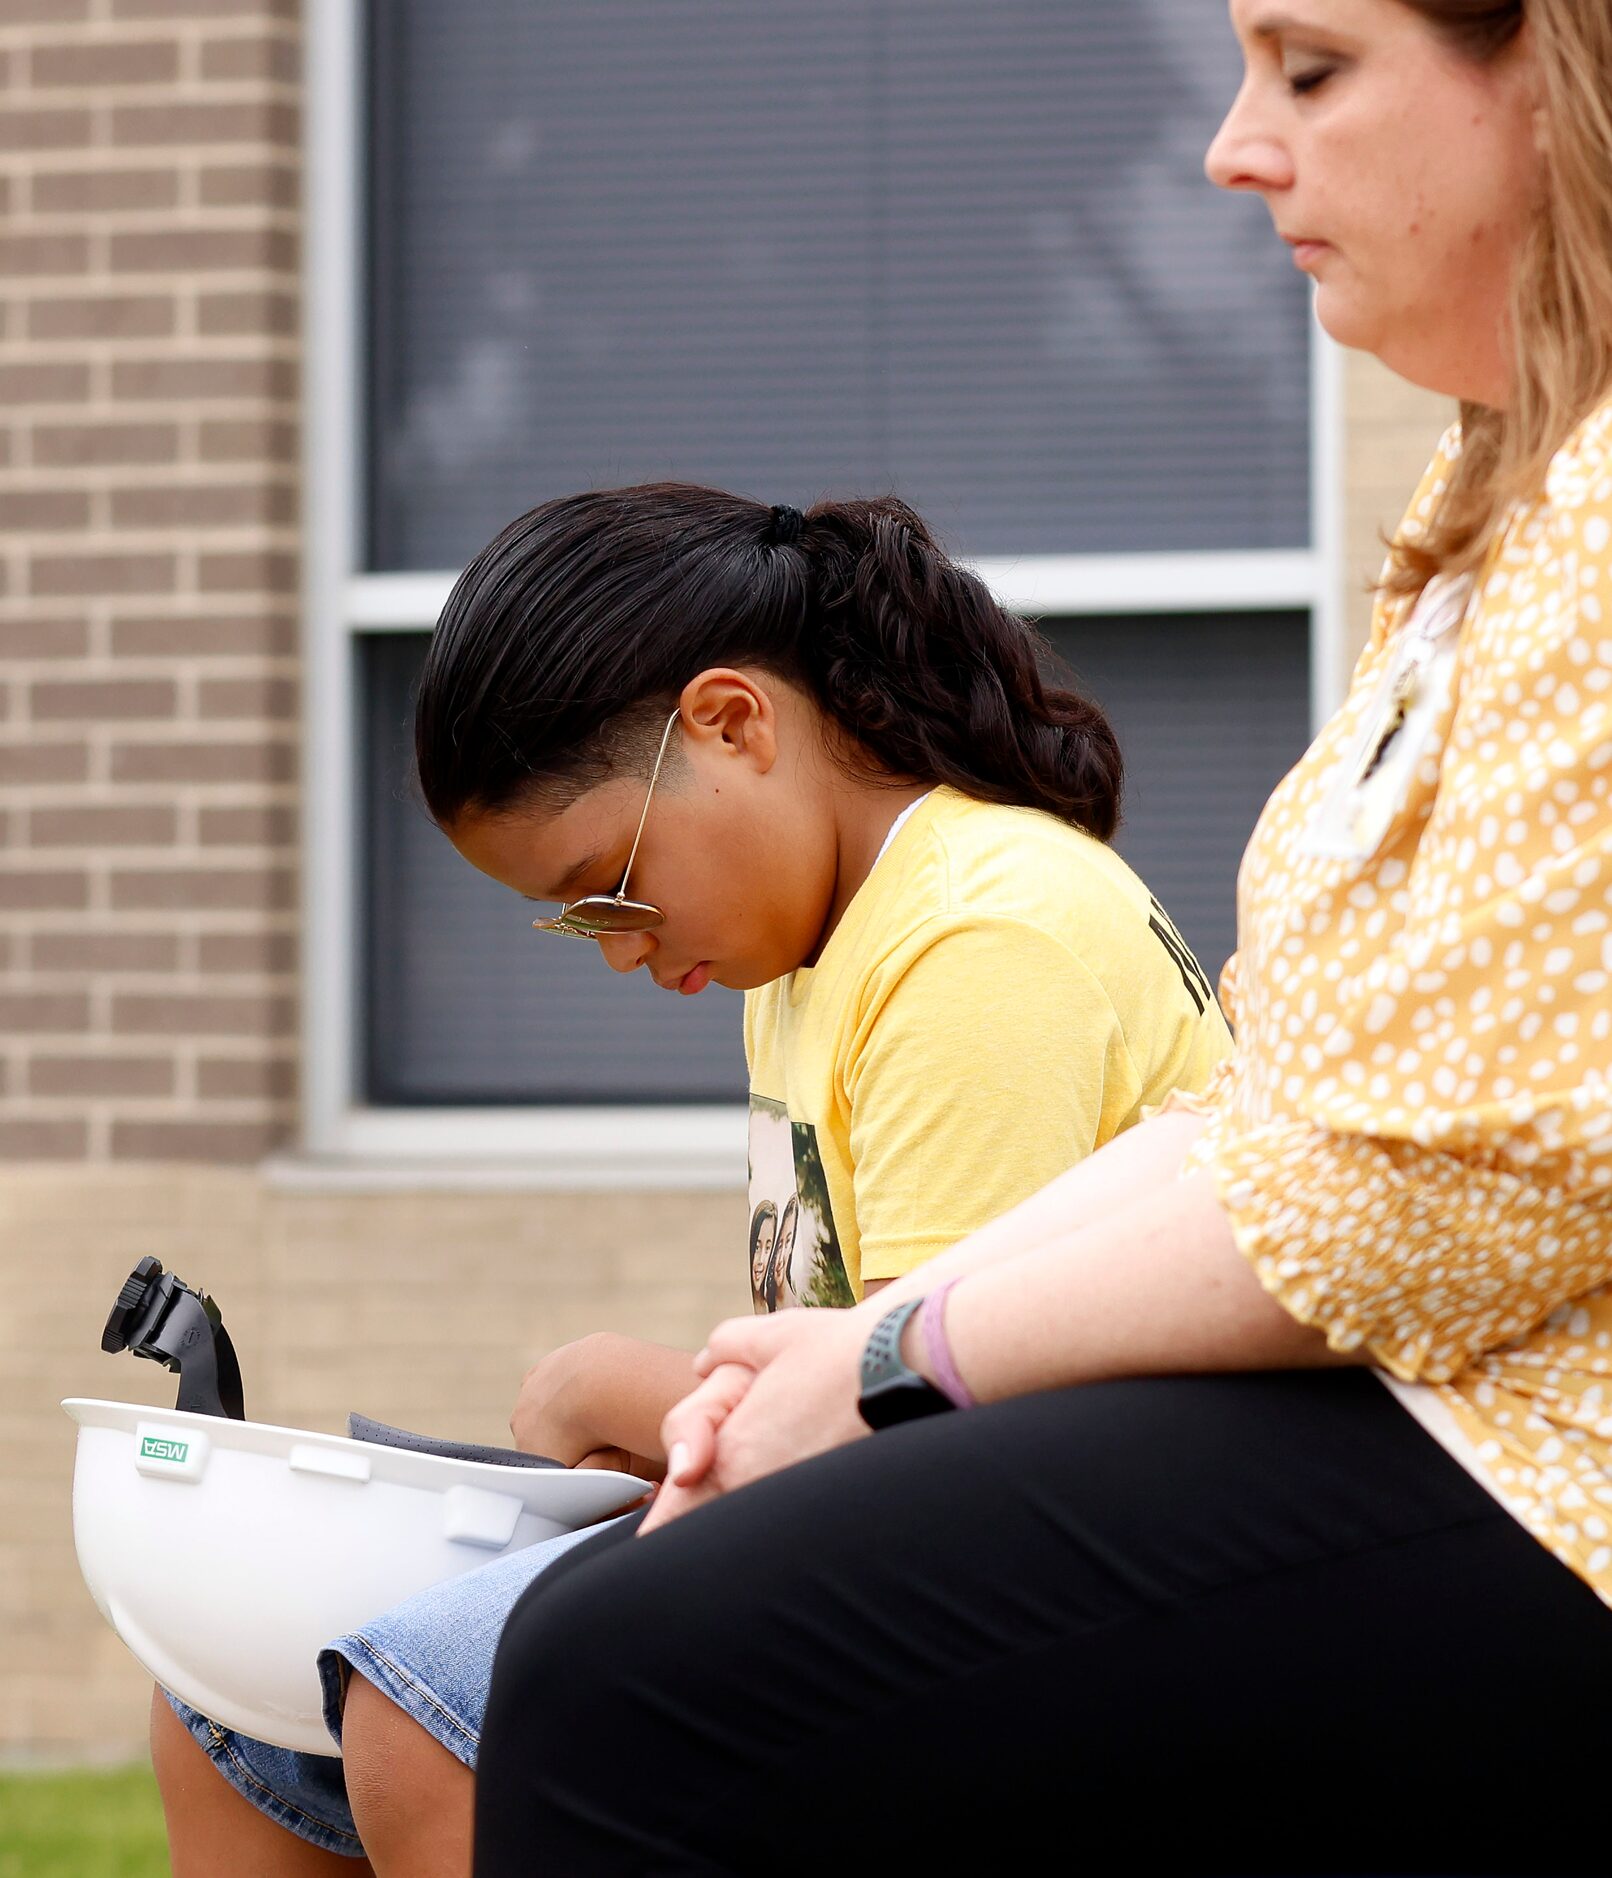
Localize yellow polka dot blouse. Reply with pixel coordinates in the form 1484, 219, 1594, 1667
1184, 398, 1612, 1601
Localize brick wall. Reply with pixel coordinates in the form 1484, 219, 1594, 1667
0, 0, 300, 1165
1342, 349, 1455, 653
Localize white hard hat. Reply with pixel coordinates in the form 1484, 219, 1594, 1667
64, 1397, 648, 1757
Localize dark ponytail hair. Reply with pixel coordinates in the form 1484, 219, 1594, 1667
415, 483, 1123, 839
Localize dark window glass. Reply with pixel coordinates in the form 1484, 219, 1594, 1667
360, 615, 1307, 1104
1044, 613, 1312, 989
366, 0, 1311, 571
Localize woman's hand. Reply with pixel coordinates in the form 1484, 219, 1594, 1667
641, 1309, 875, 1532
641, 1168, 1349, 1534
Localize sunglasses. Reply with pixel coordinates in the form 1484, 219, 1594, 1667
530, 710, 680, 939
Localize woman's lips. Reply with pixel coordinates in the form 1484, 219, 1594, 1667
676, 963, 712, 997
1286, 237, 1331, 271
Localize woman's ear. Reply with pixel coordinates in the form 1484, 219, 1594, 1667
678, 668, 781, 775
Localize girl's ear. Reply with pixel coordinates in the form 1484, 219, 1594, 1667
678, 668, 781, 774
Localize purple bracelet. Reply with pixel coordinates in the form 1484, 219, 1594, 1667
918, 1278, 975, 1410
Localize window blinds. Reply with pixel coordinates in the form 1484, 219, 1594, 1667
365, 0, 1311, 572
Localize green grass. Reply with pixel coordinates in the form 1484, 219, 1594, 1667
0, 1764, 169, 1878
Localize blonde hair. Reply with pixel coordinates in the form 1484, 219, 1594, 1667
1386, 0, 1612, 598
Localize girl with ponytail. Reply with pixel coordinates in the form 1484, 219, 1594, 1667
153, 481, 1230, 1876
417, 479, 1227, 1435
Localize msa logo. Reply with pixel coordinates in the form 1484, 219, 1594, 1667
139, 1435, 189, 1465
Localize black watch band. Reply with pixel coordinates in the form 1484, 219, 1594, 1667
857, 1297, 955, 1431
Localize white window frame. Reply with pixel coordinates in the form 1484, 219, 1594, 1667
295, 0, 1345, 1187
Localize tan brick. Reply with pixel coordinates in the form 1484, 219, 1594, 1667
26, 294, 175, 342
197, 929, 294, 973
0, 490, 89, 531
0, 0, 92, 21
0, 743, 87, 786
33, 421, 178, 467
198, 548, 296, 594
0, 108, 92, 153
0, 1118, 88, 1160
29, 931, 179, 973
109, 738, 294, 784
29, 1056, 174, 1099
29, 554, 176, 599
0, 872, 88, 912
197, 674, 296, 719
110, 866, 293, 912
110, 481, 294, 528
110, 99, 297, 148
30, 38, 179, 87
197, 1055, 295, 1100
0, 233, 90, 276
110, 611, 293, 658
31, 168, 181, 215
0, 619, 89, 660
197, 415, 295, 462
114, 0, 295, 16
198, 803, 295, 844
111, 356, 297, 401
111, 1117, 286, 1161
0, 992, 88, 1031
30, 678, 176, 721
200, 33, 299, 83
112, 991, 292, 1037
197, 289, 298, 338
0, 363, 89, 405
109, 226, 296, 273
29, 804, 177, 847
197, 161, 297, 210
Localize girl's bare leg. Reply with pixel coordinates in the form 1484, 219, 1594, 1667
150, 1688, 375, 1877
341, 1676, 475, 1878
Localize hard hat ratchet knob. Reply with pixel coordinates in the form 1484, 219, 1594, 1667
100, 1257, 246, 1421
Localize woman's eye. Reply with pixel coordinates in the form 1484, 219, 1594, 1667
1287, 66, 1335, 96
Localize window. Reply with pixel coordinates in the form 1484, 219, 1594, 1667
302, 0, 1338, 1175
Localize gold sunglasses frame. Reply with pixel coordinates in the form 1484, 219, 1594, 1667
530, 710, 681, 939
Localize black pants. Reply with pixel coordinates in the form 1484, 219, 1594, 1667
475, 1370, 1612, 1876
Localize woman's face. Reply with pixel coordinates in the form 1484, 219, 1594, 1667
769, 1236, 793, 1304
1206, 0, 1543, 405
750, 1218, 776, 1290
448, 673, 842, 997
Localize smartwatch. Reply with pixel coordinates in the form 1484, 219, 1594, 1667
857, 1297, 955, 1431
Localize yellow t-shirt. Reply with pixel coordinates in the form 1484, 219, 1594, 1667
743, 787, 1233, 1307
1182, 398, 1612, 1604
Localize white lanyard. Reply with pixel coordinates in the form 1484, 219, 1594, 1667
1302, 574, 1472, 862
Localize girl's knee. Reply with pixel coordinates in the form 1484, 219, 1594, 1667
342, 1677, 473, 1872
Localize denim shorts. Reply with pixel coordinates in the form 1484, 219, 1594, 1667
164, 1517, 623, 1858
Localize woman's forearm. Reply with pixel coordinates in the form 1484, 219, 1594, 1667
665, 1159, 1356, 1525
933, 1168, 1357, 1402
875, 1108, 1208, 1309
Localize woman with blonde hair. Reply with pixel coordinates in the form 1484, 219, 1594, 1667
476, 3, 1612, 1870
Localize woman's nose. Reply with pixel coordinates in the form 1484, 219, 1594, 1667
1204, 83, 1294, 195
596, 930, 656, 975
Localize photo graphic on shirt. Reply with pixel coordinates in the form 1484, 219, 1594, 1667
747, 1095, 854, 1312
